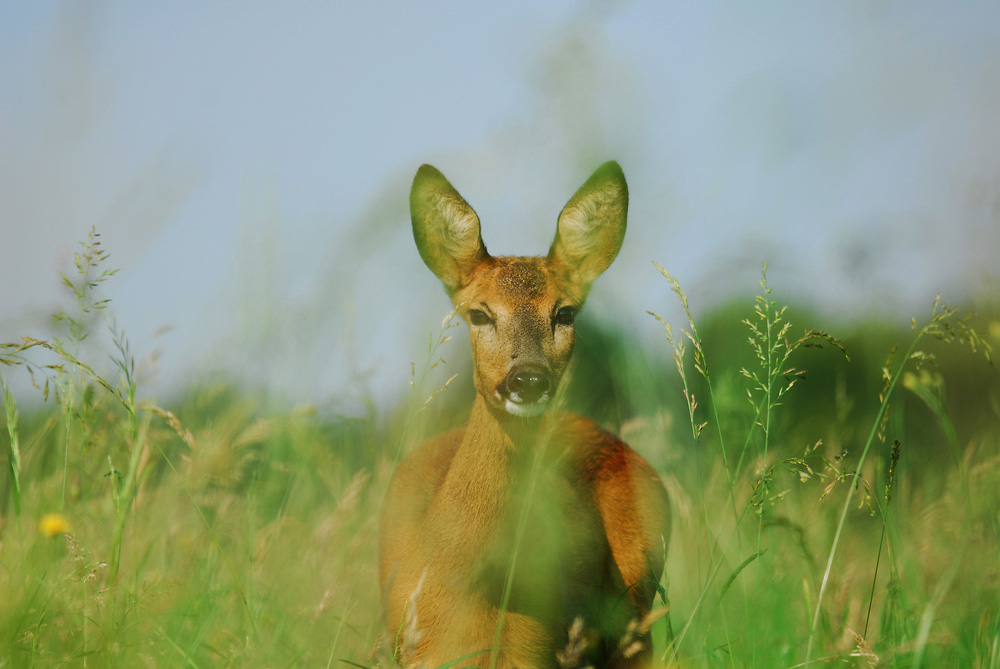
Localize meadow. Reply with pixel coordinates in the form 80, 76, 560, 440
1, 229, 998, 667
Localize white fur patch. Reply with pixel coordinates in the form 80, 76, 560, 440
504, 397, 549, 418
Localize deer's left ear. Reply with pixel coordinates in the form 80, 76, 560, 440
410, 164, 489, 294
547, 161, 628, 287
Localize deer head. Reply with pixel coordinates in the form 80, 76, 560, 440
410, 162, 628, 419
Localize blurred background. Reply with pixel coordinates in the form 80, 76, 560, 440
4, 5, 1000, 665
2, 1, 999, 410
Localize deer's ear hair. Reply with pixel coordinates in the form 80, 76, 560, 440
548, 161, 628, 287
410, 164, 489, 293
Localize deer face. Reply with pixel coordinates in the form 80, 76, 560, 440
449, 256, 585, 417
410, 162, 628, 419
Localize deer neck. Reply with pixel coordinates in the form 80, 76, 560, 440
425, 396, 550, 558
462, 395, 547, 469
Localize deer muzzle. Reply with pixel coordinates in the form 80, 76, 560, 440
500, 363, 553, 417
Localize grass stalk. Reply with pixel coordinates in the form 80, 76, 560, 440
805, 296, 989, 664
490, 374, 572, 669
328, 309, 460, 668
2, 376, 22, 536
804, 337, 912, 664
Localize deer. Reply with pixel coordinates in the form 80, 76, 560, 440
379, 161, 671, 669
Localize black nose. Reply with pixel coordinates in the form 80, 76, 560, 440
505, 365, 551, 403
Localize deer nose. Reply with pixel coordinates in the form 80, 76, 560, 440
504, 364, 551, 404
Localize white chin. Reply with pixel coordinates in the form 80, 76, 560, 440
504, 398, 548, 418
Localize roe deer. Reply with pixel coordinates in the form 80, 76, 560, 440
379, 162, 670, 669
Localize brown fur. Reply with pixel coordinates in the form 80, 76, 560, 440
380, 162, 670, 668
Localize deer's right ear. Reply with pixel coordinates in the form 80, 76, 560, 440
410, 164, 489, 293
548, 161, 628, 287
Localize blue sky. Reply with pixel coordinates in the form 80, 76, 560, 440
2, 1, 999, 408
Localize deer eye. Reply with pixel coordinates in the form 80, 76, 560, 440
555, 306, 577, 326
468, 309, 492, 326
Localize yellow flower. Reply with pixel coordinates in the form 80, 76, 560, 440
39, 513, 71, 537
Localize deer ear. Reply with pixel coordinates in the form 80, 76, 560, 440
548, 161, 628, 287
410, 164, 489, 293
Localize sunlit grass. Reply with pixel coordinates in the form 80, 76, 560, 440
1, 229, 998, 667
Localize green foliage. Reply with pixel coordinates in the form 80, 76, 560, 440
2, 378, 22, 525
1, 231, 998, 667
649, 263, 998, 668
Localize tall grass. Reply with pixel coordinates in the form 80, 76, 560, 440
645, 263, 996, 668
1, 229, 998, 667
